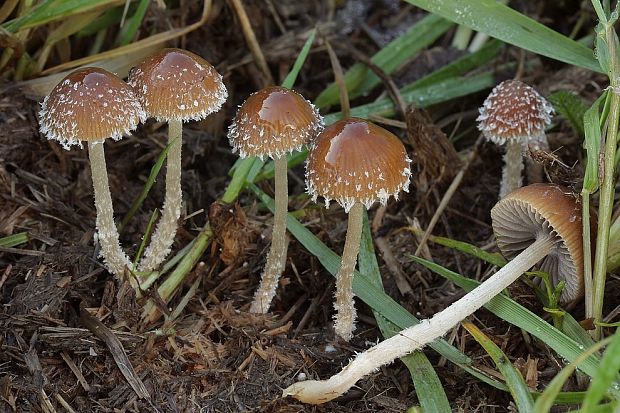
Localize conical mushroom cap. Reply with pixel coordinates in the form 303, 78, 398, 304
305, 118, 411, 212
39, 67, 146, 149
491, 183, 584, 302
227, 86, 323, 159
477, 80, 553, 147
128, 48, 227, 122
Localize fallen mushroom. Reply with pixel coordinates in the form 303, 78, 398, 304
39, 67, 146, 279
305, 118, 411, 341
228, 86, 323, 313
477, 80, 553, 198
128, 48, 227, 272
283, 183, 583, 403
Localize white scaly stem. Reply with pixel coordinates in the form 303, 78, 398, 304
283, 235, 554, 404
333, 202, 364, 341
500, 139, 523, 198
250, 155, 290, 313
139, 119, 183, 271
88, 141, 132, 280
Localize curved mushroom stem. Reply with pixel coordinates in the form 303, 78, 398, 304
333, 202, 364, 341
250, 155, 290, 313
283, 235, 555, 404
88, 141, 133, 281
139, 119, 183, 272
500, 139, 524, 198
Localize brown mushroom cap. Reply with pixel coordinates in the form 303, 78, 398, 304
477, 80, 553, 146
306, 118, 411, 212
227, 86, 323, 159
39, 67, 146, 149
128, 48, 227, 122
490, 183, 584, 302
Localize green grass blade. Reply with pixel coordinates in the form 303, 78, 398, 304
359, 212, 451, 413
403, 0, 600, 72
248, 184, 516, 392
324, 72, 495, 124
0, 232, 29, 248
582, 329, 620, 409
409, 256, 609, 385
533, 337, 612, 412
3, 0, 122, 32
281, 28, 316, 89
463, 322, 534, 412
315, 14, 452, 108
567, 404, 617, 413
119, 137, 171, 234
118, 0, 149, 46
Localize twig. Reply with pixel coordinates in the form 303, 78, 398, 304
60, 351, 90, 392
414, 136, 483, 256
80, 307, 151, 401
228, 0, 274, 85
323, 36, 350, 118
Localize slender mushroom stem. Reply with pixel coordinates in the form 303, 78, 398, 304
284, 235, 555, 403
333, 202, 364, 341
88, 141, 133, 280
250, 155, 290, 313
139, 119, 183, 271
500, 139, 524, 198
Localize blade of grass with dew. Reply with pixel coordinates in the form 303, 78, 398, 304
118, 0, 149, 46
315, 14, 452, 108
582, 92, 605, 324
3, 0, 124, 32
359, 212, 451, 412
324, 72, 495, 124
221, 29, 317, 204
119, 138, 171, 234
248, 183, 513, 391
532, 336, 613, 412
463, 321, 534, 412
402, 0, 600, 72
0, 232, 29, 248
581, 328, 620, 409
413, 233, 595, 348
409, 255, 612, 387
548, 90, 589, 137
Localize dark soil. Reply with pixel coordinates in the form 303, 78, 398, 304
1, 1, 616, 412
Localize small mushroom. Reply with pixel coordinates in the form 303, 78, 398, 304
228, 86, 323, 314
39, 67, 146, 279
305, 118, 411, 341
477, 80, 553, 198
128, 48, 227, 272
283, 183, 583, 403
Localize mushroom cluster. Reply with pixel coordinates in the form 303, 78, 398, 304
39, 49, 226, 282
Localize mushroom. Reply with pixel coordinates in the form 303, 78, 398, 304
39, 67, 146, 279
283, 183, 583, 403
128, 48, 227, 272
228, 86, 323, 314
305, 118, 411, 341
477, 80, 553, 198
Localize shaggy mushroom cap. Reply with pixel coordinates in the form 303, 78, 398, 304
39, 67, 146, 149
306, 118, 411, 212
477, 80, 553, 148
128, 48, 227, 122
491, 183, 584, 302
227, 86, 323, 159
